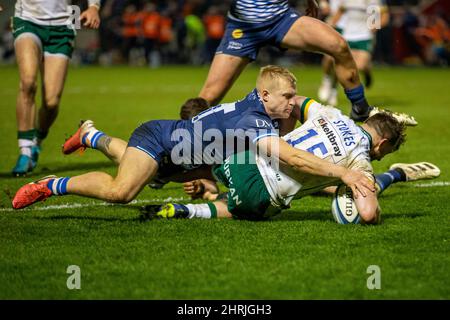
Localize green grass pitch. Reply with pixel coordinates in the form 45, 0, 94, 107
0, 65, 449, 299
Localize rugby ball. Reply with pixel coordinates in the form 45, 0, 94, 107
331, 184, 361, 224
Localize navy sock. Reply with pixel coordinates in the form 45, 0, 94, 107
375, 169, 406, 193
47, 177, 70, 195
345, 84, 365, 104
81, 130, 105, 149
345, 85, 369, 114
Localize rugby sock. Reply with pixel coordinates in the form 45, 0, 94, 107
18, 130, 37, 157
375, 169, 406, 194
47, 177, 70, 196
36, 129, 49, 145
345, 84, 370, 114
345, 84, 365, 104
185, 203, 217, 219
331, 74, 338, 89
322, 75, 332, 87
81, 129, 105, 149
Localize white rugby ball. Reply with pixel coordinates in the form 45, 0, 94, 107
331, 184, 361, 224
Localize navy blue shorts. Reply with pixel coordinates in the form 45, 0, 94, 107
216, 8, 302, 61
127, 120, 177, 164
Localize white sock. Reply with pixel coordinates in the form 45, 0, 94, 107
186, 204, 213, 219
322, 75, 332, 86
82, 128, 104, 149
18, 139, 34, 157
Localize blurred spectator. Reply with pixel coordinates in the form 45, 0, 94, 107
142, 2, 161, 67
121, 3, 144, 64
184, 12, 205, 65
402, 5, 426, 63
202, 5, 225, 63
1, 22, 14, 63
158, 10, 174, 64
415, 14, 450, 66
98, 0, 127, 65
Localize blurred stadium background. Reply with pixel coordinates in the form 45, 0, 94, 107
0, 0, 449, 68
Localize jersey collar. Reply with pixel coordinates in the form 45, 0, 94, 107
358, 126, 373, 149
250, 88, 267, 113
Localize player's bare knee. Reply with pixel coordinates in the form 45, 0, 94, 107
43, 95, 61, 110
331, 36, 350, 60
19, 78, 37, 97
107, 186, 136, 204
107, 190, 133, 204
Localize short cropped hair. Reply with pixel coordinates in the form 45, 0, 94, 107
179, 97, 210, 120
256, 65, 297, 92
364, 112, 406, 151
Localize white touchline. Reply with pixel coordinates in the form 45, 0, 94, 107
0, 197, 188, 212
414, 181, 450, 188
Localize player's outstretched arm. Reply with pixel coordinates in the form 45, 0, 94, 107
257, 137, 376, 198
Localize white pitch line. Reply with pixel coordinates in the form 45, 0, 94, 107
414, 181, 450, 188
0, 197, 188, 213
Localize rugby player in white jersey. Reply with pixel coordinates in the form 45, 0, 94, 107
318, 0, 389, 106
11, 0, 100, 176
155, 98, 439, 224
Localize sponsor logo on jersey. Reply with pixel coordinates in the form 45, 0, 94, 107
227, 41, 243, 50
223, 157, 242, 206
255, 119, 273, 128
318, 118, 342, 157
13, 26, 25, 33
231, 28, 243, 39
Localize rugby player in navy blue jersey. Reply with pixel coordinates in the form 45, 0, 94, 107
195, 0, 416, 125
12, 65, 376, 210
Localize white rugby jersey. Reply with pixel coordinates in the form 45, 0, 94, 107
256, 98, 374, 208
228, 0, 290, 23
335, 0, 386, 41
15, 0, 100, 26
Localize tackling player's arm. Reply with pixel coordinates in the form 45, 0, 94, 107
256, 137, 376, 198
350, 158, 380, 224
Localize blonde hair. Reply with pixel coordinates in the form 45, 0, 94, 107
256, 65, 297, 92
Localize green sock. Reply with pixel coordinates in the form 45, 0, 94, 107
207, 202, 217, 219
17, 129, 36, 140
36, 129, 49, 141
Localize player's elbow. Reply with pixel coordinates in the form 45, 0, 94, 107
359, 205, 381, 225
